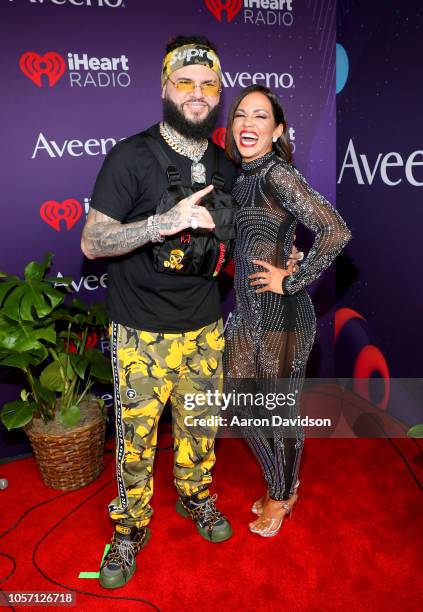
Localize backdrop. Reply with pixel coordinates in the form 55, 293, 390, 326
2, 0, 338, 458
336, 0, 423, 428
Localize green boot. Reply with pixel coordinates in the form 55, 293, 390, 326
176, 492, 232, 543
99, 523, 150, 589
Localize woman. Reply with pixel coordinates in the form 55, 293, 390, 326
224, 85, 351, 537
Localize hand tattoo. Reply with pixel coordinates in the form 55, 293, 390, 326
159, 206, 183, 233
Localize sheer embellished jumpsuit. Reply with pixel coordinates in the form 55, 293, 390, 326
224, 151, 351, 501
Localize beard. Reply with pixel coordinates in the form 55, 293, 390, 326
163, 96, 220, 140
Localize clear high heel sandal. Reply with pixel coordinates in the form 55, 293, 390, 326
249, 482, 299, 538
251, 480, 299, 516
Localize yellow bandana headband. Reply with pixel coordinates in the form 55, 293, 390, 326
161, 44, 222, 88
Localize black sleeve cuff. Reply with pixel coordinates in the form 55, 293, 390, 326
282, 275, 291, 295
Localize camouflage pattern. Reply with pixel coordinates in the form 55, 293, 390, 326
161, 44, 222, 88
108, 319, 225, 528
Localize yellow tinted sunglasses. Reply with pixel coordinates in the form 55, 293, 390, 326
168, 77, 222, 97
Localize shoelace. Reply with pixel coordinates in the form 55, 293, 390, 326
190, 493, 221, 524
108, 537, 138, 568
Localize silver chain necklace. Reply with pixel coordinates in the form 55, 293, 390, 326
160, 121, 208, 184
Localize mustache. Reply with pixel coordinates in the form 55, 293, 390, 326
183, 98, 210, 106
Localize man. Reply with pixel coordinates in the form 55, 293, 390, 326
81, 35, 237, 590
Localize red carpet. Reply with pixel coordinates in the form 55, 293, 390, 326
0, 433, 422, 611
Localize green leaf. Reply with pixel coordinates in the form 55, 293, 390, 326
85, 349, 112, 383
1, 400, 36, 430
24, 261, 44, 281
96, 398, 105, 410
43, 251, 54, 268
40, 351, 77, 391
59, 404, 81, 427
72, 314, 89, 326
0, 324, 55, 352
28, 281, 64, 318
0, 254, 68, 327
20, 291, 36, 321
42, 307, 76, 326
0, 348, 47, 369
40, 283, 67, 310
29, 283, 59, 318
24, 252, 54, 281
70, 297, 88, 312
57, 331, 80, 340
0, 280, 18, 307
40, 361, 65, 392
58, 352, 76, 378
2, 285, 26, 320
32, 377, 56, 406
87, 302, 109, 326
35, 326, 56, 344
70, 354, 90, 380
407, 424, 423, 438
1, 278, 65, 323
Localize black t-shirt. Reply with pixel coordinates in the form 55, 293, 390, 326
89, 123, 237, 332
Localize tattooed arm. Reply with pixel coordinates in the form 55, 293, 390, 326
81, 184, 215, 260
81, 208, 149, 259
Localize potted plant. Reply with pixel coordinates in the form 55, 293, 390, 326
0, 252, 112, 490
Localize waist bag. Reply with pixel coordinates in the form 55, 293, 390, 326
143, 134, 236, 277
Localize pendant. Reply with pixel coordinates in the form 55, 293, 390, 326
191, 162, 206, 185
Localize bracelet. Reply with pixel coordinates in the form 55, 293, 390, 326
147, 215, 165, 243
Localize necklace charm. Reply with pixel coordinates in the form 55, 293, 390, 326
191, 162, 206, 185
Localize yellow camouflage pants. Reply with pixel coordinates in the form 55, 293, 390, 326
108, 319, 224, 528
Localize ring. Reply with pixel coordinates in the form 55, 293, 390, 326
191, 217, 199, 230
297, 251, 305, 261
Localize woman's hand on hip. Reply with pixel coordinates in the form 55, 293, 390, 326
249, 259, 291, 295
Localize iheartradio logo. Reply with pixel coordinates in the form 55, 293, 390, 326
205, 0, 242, 22
205, 0, 294, 27
40, 199, 83, 231
212, 127, 226, 149
20, 50, 131, 88
19, 51, 66, 88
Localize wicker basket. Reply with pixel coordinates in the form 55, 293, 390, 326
25, 399, 107, 491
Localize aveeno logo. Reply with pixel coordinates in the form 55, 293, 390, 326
28, 0, 124, 7
221, 71, 293, 88
54, 271, 108, 293
32, 133, 121, 158
338, 139, 423, 187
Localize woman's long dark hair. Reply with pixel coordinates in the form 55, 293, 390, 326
225, 84, 293, 166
